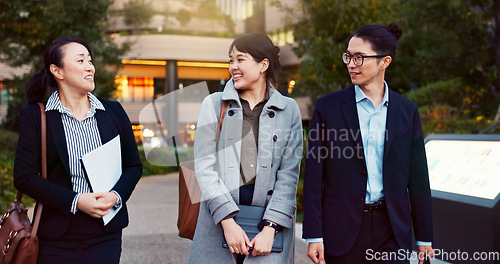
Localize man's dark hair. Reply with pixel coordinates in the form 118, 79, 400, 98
350, 23, 402, 58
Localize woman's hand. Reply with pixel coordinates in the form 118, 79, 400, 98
221, 218, 252, 255
96, 192, 118, 207
250, 226, 275, 256
76, 192, 115, 218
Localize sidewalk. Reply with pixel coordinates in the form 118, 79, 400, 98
121, 173, 311, 264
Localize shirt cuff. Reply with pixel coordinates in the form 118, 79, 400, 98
111, 191, 122, 210
416, 241, 432, 246
71, 193, 81, 214
305, 238, 324, 244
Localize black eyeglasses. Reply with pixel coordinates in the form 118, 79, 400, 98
341, 52, 389, 66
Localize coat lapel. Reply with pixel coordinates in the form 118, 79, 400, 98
383, 90, 400, 165
339, 85, 366, 165
47, 111, 71, 175
95, 109, 114, 144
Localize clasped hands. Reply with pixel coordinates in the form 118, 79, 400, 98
221, 218, 276, 257
76, 192, 118, 218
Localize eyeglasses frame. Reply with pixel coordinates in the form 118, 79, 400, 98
341, 52, 390, 66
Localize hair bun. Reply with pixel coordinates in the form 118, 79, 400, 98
387, 23, 402, 40
274, 45, 280, 54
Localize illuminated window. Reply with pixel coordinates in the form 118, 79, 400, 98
115, 76, 154, 103
269, 28, 294, 46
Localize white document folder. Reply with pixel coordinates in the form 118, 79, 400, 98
81, 135, 122, 225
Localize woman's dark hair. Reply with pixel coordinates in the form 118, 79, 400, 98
25, 36, 93, 104
229, 32, 280, 88
350, 23, 402, 58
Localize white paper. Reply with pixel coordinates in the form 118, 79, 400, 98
81, 135, 122, 225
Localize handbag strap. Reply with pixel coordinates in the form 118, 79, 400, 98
216, 100, 229, 145
29, 103, 46, 241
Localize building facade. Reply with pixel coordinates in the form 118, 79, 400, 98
0, 0, 306, 143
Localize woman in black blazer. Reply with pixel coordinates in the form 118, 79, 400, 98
13, 37, 142, 264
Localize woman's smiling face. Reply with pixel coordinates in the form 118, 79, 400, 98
228, 46, 265, 91
54, 42, 95, 94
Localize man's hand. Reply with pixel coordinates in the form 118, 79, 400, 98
417, 245, 434, 264
221, 218, 252, 255
307, 242, 325, 264
250, 226, 275, 256
76, 193, 114, 218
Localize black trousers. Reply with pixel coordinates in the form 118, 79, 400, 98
325, 208, 409, 264
37, 211, 122, 264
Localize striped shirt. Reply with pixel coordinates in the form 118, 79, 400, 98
46, 91, 121, 214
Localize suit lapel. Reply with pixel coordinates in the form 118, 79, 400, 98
383, 90, 400, 165
339, 85, 366, 164
95, 110, 114, 144
47, 111, 71, 175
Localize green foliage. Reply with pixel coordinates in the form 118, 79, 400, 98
393, 1, 495, 94
0, 128, 34, 212
123, 0, 155, 30
406, 78, 468, 113
406, 78, 494, 135
0, 0, 130, 129
176, 8, 193, 27
285, 0, 499, 123
197, 0, 235, 34
138, 145, 179, 176
0, 152, 16, 212
283, 0, 500, 214
288, 0, 400, 105
416, 105, 491, 135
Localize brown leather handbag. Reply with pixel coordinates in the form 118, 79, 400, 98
0, 103, 46, 264
177, 100, 228, 240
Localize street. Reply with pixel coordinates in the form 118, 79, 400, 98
121, 173, 311, 264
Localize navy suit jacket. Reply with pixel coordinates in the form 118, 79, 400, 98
302, 85, 433, 256
14, 99, 142, 240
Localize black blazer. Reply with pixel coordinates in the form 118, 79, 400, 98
302, 85, 433, 256
14, 99, 142, 240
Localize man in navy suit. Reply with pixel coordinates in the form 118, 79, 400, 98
302, 23, 434, 264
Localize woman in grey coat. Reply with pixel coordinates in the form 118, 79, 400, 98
188, 33, 303, 264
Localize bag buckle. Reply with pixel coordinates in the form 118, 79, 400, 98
2, 230, 20, 255
0, 212, 10, 228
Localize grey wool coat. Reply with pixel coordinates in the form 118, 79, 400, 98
188, 80, 303, 264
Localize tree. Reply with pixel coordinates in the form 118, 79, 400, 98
198, 0, 235, 35
0, 0, 129, 129
282, 0, 499, 131
283, 0, 400, 105
176, 8, 192, 27
123, 0, 155, 32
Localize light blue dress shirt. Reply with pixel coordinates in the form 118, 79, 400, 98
355, 84, 388, 204
305, 83, 431, 247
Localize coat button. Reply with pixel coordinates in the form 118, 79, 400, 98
228, 110, 234, 116
267, 190, 273, 195
361, 171, 367, 176
268, 112, 275, 118
357, 198, 364, 203
273, 135, 277, 141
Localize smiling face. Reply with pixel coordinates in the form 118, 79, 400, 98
346, 36, 391, 89
228, 46, 267, 91
51, 42, 95, 94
